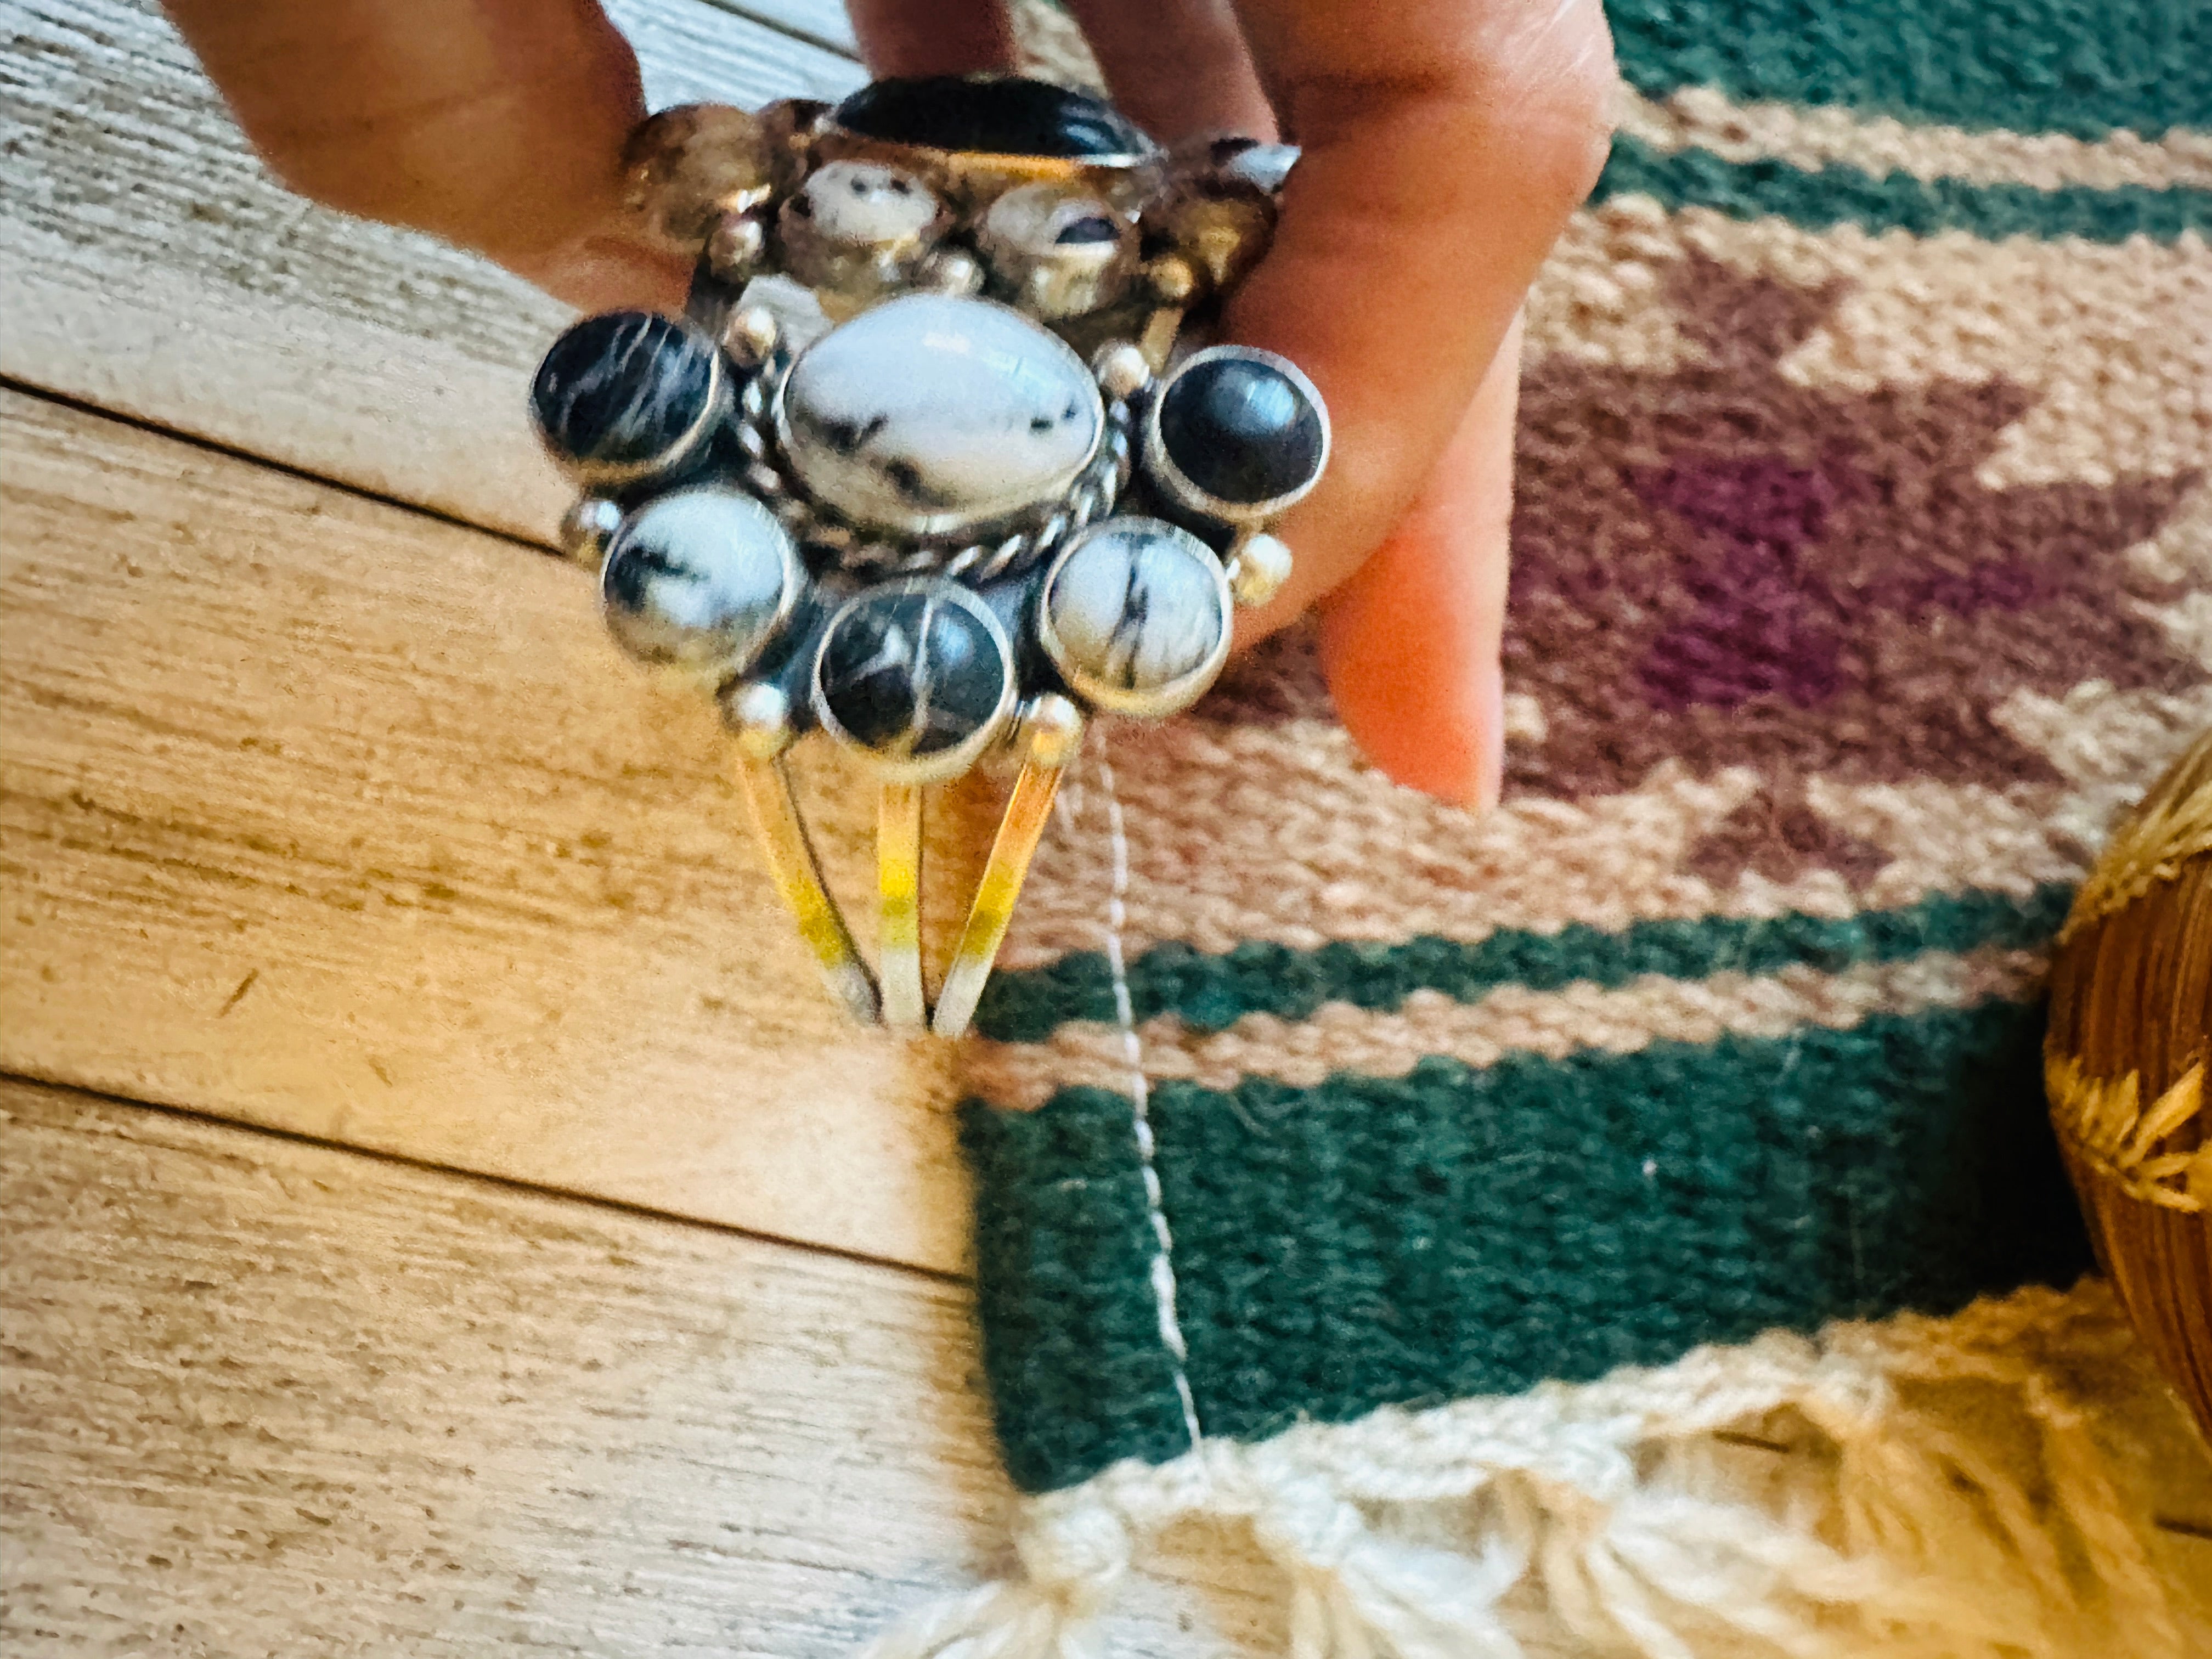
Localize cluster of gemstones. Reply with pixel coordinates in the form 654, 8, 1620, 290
527, 74, 1330, 1032
529, 74, 1329, 782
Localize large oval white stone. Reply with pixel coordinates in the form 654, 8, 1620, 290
776, 294, 1103, 538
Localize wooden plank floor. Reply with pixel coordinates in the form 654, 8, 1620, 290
0, 1077, 1278, 1655
0, 0, 863, 541
0, 386, 983, 1275
10, 3, 2207, 1651
0, 2, 1269, 1650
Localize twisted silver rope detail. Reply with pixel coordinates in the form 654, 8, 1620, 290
735, 362, 1133, 584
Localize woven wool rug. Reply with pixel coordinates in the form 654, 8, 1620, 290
877, 4, 2212, 1654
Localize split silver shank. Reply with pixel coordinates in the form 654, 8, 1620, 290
537, 78, 1327, 1035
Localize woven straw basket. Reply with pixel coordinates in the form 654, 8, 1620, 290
2046, 730, 2212, 1441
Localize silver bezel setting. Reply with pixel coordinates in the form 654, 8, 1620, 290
770, 296, 1107, 537
535, 321, 731, 490
597, 484, 804, 681
742, 317, 1135, 584
559, 496, 625, 569
1037, 517, 1234, 718
1141, 344, 1331, 526
809, 577, 1019, 784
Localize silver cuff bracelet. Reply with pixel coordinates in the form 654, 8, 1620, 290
530, 74, 1328, 1036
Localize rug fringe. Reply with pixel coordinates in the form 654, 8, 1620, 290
860, 1281, 2204, 1658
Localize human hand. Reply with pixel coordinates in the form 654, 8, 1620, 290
166, 0, 1616, 806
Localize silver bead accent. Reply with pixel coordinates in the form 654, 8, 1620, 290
730, 274, 833, 359
723, 680, 795, 760
705, 212, 769, 282
1091, 341, 1152, 400
777, 160, 947, 306
724, 303, 782, 366
1228, 531, 1295, 607
558, 498, 624, 570
600, 487, 801, 676
975, 183, 1136, 320
1039, 516, 1232, 718
917, 246, 984, 296
1014, 693, 1086, 768
1145, 253, 1198, 305
776, 294, 1104, 540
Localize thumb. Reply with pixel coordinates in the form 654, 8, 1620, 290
162, 0, 687, 312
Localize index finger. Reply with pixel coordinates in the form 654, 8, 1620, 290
1223, 0, 1617, 626
162, 0, 685, 312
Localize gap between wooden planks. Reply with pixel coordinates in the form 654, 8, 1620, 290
0, 384, 1007, 1276
0, 1073, 1279, 1657
0, 0, 867, 544
0, 0, 1082, 543
8, 1075, 2205, 1657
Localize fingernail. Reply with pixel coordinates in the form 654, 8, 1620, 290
1470, 664, 1506, 813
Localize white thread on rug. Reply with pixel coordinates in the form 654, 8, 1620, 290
1052, 751, 1087, 839
1094, 729, 1206, 1461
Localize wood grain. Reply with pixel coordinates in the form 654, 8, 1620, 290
8, 1079, 2203, 1657
701, 0, 859, 54
0, 1076, 1273, 1656
0, 387, 1012, 1276
0, 0, 864, 543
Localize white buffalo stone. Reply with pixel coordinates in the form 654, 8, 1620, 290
600, 487, 796, 673
777, 295, 1103, 538
1042, 516, 1229, 715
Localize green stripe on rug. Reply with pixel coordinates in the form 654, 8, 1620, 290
975, 883, 2072, 1045
963, 998, 2090, 1493
1606, 0, 2209, 140
1592, 136, 2212, 244
964, 1084, 1199, 1488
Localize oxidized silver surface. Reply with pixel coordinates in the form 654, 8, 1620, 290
529, 74, 1333, 1032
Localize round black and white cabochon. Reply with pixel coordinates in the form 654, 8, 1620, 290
600, 487, 799, 674
811, 579, 1016, 779
1040, 516, 1232, 716
1148, 345, 1328, 522
532, 311, 726, 486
